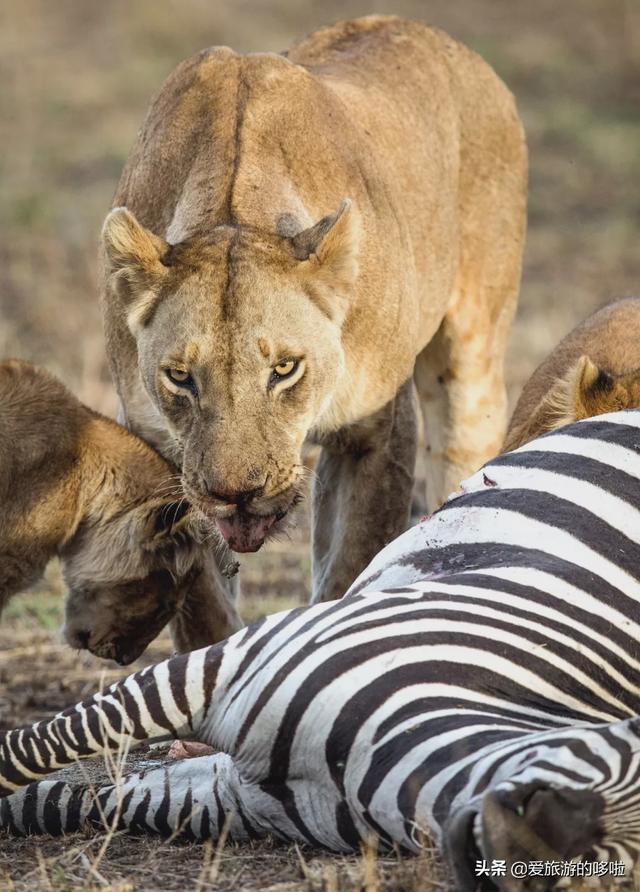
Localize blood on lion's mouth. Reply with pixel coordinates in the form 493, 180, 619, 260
215, 510, 286, 553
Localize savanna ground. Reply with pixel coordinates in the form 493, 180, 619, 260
1, 0, 639, 888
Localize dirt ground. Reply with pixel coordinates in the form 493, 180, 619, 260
1, 0, 640, 888
0, 587, 449, 892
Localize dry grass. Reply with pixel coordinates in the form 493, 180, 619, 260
1, 0, 640, 888
0, 823, 445, 892
0, 619, 446, 891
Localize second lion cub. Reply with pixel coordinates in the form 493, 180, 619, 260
506, 298, 640, 450
0, 359, 203, 664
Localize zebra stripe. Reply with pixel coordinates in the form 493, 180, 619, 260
4, 412, 640, 887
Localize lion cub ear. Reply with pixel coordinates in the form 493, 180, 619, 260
291, 200, 360, 309
142, 499, 193, 547
566, 354, 617, 420
542, 355, 615, 428
138, 499, 197, 573
102, 207, 170, 332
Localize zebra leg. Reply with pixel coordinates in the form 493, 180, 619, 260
0, 644, 224, 795
0, 753, 261, 840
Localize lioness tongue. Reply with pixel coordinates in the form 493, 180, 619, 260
216, 513, 277, 553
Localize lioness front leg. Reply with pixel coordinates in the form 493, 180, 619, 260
170, 551, 242, 652
311, 379, 418, 603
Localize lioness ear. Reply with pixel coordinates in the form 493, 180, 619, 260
102, 207, 169, 277
102, 207, 170, 331
291, 199, 360, 293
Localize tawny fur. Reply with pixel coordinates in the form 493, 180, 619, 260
506, 298, 640, 450
99, 16, 527, 616
0, 360, 204, 664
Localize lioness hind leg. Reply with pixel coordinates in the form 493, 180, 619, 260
415, 300, 513, 511
416, 86, 526, 510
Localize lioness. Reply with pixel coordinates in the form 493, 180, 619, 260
0, 359, 210, 665
505, 298, 640, 450
101, 15, 527, 634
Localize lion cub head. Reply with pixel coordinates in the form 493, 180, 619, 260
506, 355, 640, 450
102, 202, 360, 553
0, 359, 204, 665
59, 411, 206, 666
62, 491, 199, 666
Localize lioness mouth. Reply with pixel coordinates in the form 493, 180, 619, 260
215, 510, 284, 553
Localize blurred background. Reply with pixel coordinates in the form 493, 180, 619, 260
1, 0, 639, 709
0, 1, 638, 887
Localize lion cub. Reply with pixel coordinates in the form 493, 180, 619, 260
506, 298, 640, 450
0, 359, 201, 664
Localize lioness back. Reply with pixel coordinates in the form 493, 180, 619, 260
110, 15, 525, 423
506, 298, 640, 450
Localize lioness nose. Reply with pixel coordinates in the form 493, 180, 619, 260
207, 485, 263, 506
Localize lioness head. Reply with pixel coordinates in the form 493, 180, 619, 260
506, 354, 640, 450
63, 497, 199, 665
102, 201, 359, 552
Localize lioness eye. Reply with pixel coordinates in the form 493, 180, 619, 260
273, 360, 297, 378
165, 368, 197, 393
